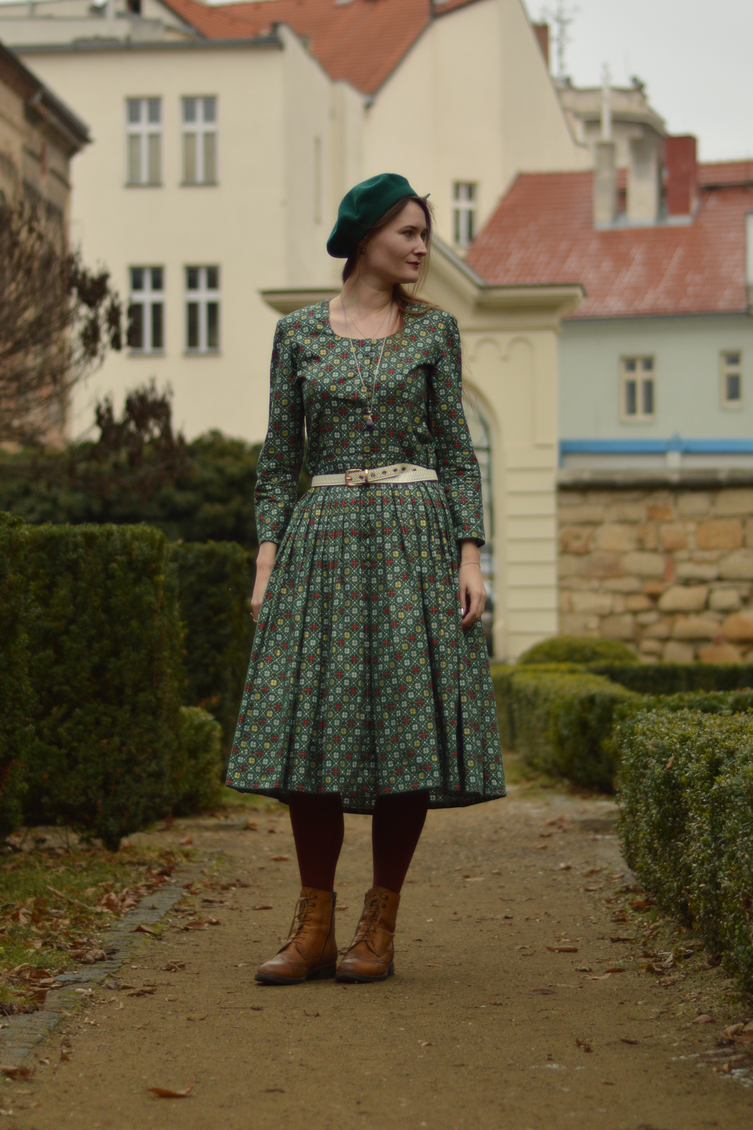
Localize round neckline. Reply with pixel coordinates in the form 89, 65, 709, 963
324, 299, 402, 343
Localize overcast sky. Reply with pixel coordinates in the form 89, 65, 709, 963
531, 0, 753, 161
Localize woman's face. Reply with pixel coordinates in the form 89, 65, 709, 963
359, 200, 429, 287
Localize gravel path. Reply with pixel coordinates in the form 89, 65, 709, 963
3, 781, 752, 1130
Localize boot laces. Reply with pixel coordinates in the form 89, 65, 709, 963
280, 893, 314, 952
345, 894, 384, 956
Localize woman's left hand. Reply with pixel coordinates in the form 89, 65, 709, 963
459, 562, 486, 629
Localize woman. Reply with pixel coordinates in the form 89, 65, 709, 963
226, 173, 505, 986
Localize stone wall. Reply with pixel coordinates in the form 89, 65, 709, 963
558, 484, 753, 663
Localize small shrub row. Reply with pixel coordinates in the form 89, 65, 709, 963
588, 661, 753, 696
617, 709, 753, 992
0, 517, 227, 848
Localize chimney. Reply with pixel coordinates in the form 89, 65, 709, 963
593, 140, 617, 226
627, 132, 661, 224
665, 135, 698, 217
533, 23, 550, 68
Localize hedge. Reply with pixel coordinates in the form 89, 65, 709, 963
0, 515, 31, 837
170, 541, 253, 751
518, 635, 639, 666
492, 665, 636, 790
171, 706, 225, 816
589, 661, 753, 696
19, 522, 185, 849
617, 710, 753, 991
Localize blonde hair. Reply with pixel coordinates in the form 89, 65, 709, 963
341, 195, 435, 322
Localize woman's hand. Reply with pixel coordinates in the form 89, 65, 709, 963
251, 541, 277, 623
458, 541, 486, 629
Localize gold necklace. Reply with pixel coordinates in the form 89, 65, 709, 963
340, 297, 393, 433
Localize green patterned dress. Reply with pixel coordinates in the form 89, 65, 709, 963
226, 301, 504, 812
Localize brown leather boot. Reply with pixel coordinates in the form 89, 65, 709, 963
336, 886, 400, 983
255, 888, 337, 985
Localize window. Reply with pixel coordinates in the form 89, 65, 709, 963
126, 98, 161, 185
127, 267, 165, 353
621, 356, 655, 420
721, 351, 743, 407
453, 182, 477, 247
182, 97, 217, 185
186, 266, 220, 353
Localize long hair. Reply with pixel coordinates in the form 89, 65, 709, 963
341, 195, 435, 323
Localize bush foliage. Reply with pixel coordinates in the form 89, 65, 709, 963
171, 707, 225, 816
0, 515, 31, 837
589, 661, 753, 696
518, 635, 639, 666
617, 710, 753, 991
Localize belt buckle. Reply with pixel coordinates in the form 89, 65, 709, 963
345, 468, 369, 486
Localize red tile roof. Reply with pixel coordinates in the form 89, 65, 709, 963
466, 168, 753, 319
160, 0, 483, 95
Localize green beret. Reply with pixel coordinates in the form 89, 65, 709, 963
326, 172, 423, 258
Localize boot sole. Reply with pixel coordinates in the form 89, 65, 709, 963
255, 963, 337, 986
335, 962, 395, 984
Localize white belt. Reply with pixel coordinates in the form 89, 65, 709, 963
310, 463, 438, 488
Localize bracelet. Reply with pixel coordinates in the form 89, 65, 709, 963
458, 562, 481, 569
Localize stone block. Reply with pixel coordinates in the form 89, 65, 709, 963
604, 502, 646, 522
677, 492, 711, 517
556, 504, 604, 524
713, 488, 753, 517
636, 523, 659, 550
647, 504, 675, 521
745, 519, 753, 549
709, 588, 742, 612
560, 577, 597, 591
603, 576, 642, 593
719, 551, 753, 581
697, 642, 744, 664
672, 616, 719, 640
558, 491, 587, 507
643, 619, 672, 639
659, 523, 687, 551
642, 581, 667, 596
721, 611, 753, 641
594, 524, 637, 552
558, 555, 580, 578
559, 526, 593, 554
636, 611, 661, 625
570, 591, 614, 615
559, 592, 571, 613
626, 594, 653, 612
676, 560, 720, 581
696, 519, 743, 550
639, 638, 663, 655
620, 551, 666, 578
657, 585, 709, 613
559, 613, 591, 635
663, 640, 695, 663
577, 553, 623, 579
599, 613, 635, 640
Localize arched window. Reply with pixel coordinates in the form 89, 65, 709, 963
463, 389, 495, 656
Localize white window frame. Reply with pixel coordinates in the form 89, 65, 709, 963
620, 356, 656, 422
126, 97, 161, 186
453, 181, 477, 247
182, 96, 218, 185
721, 350, 743, 409
128, 267, 165, 354
185, 266, 220, 354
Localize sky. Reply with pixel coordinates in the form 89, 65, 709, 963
530, 0, 753, 161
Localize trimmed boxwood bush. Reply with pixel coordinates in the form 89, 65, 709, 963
170, 706, 225, 816
20, 522, 185, 850
590, 661, 753, 696
0, 514, 31, 837
518, 635, 639, 666
616, 710, 753, 991
170, 541, 253, 751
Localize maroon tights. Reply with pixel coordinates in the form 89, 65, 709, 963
287, 791, 429, 894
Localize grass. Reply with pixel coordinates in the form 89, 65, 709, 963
0, 835, 191, 1014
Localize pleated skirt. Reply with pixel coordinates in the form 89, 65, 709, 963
226, 481, 505, 813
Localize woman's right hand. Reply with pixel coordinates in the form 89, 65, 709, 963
251, 541, 277, 622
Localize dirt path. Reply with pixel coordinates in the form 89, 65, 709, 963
3, 779, 752, 1130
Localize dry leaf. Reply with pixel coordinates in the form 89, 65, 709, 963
164, 962, 185, 972
546, 945, 579, 954
610, 937, 634, 944
620, 1038, 639, 1045
603, 968, 626, 974
554, 863, 572, 871
253, 904, 273, 911
178, 838, 193, 846
182, 922, 208, 931
530, 988, 555, 996
575, 1038, 592, 1053
0, 1066, 34, 1080
147, 1084, 194, 1098
692, 1014, 714, 1025
187, 1015, 207, 1022
127, 987, 157, 997
420, 1041, 433, 1047
243, 822, 258, 831
60, 1049, 71, 1062
270, 855, 291, 862
134, 924, 157, 936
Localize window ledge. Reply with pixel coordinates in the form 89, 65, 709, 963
125, 182, 163, 189
181, 181, 219, 188
184, 350, 222, 357
128, 350, 167, 357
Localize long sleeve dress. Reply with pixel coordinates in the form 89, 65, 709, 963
226, 300, 505, 813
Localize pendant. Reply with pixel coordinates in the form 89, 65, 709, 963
365, 413, 375, 433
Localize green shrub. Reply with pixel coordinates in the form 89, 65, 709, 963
170, 541, 253, 751
491, 663, 587, 749
616, 710, 753, 990
518, 635, 639, 666
170, 706, 224, 816
502, 667, 636, 789
590, 662, 753, 696
20, 523, 184, 850
0, 515, 31, 837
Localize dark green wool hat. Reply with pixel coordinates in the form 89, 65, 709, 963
326, 172, 423, 259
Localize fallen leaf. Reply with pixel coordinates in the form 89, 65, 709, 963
583, 885, 602, 892
243, 822, 258, 831
603, 968, 626, 975
575, 1038, 593, 1053
270, 855, 291, 862
134, 924, 157, 936
187, 1015, 207, 1022
164, 962, 185, 972
692, 1014, 714, 1025
419, 1041, 433, 1047
610, 937, 635, 944
178, 838, 193, 846
60, 1049, 71, 1062
530, 989, 556, 996
620, 1038, 639, 1045
546, 946, 579, 954
303, 1010, 320, 1018
147, 1084, 194, 1098
0, 1066, 34, 1080
253, 904, 273, 911
127, 988, 157, 997
182, 922, 208, 931
554, 864, 572, 871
